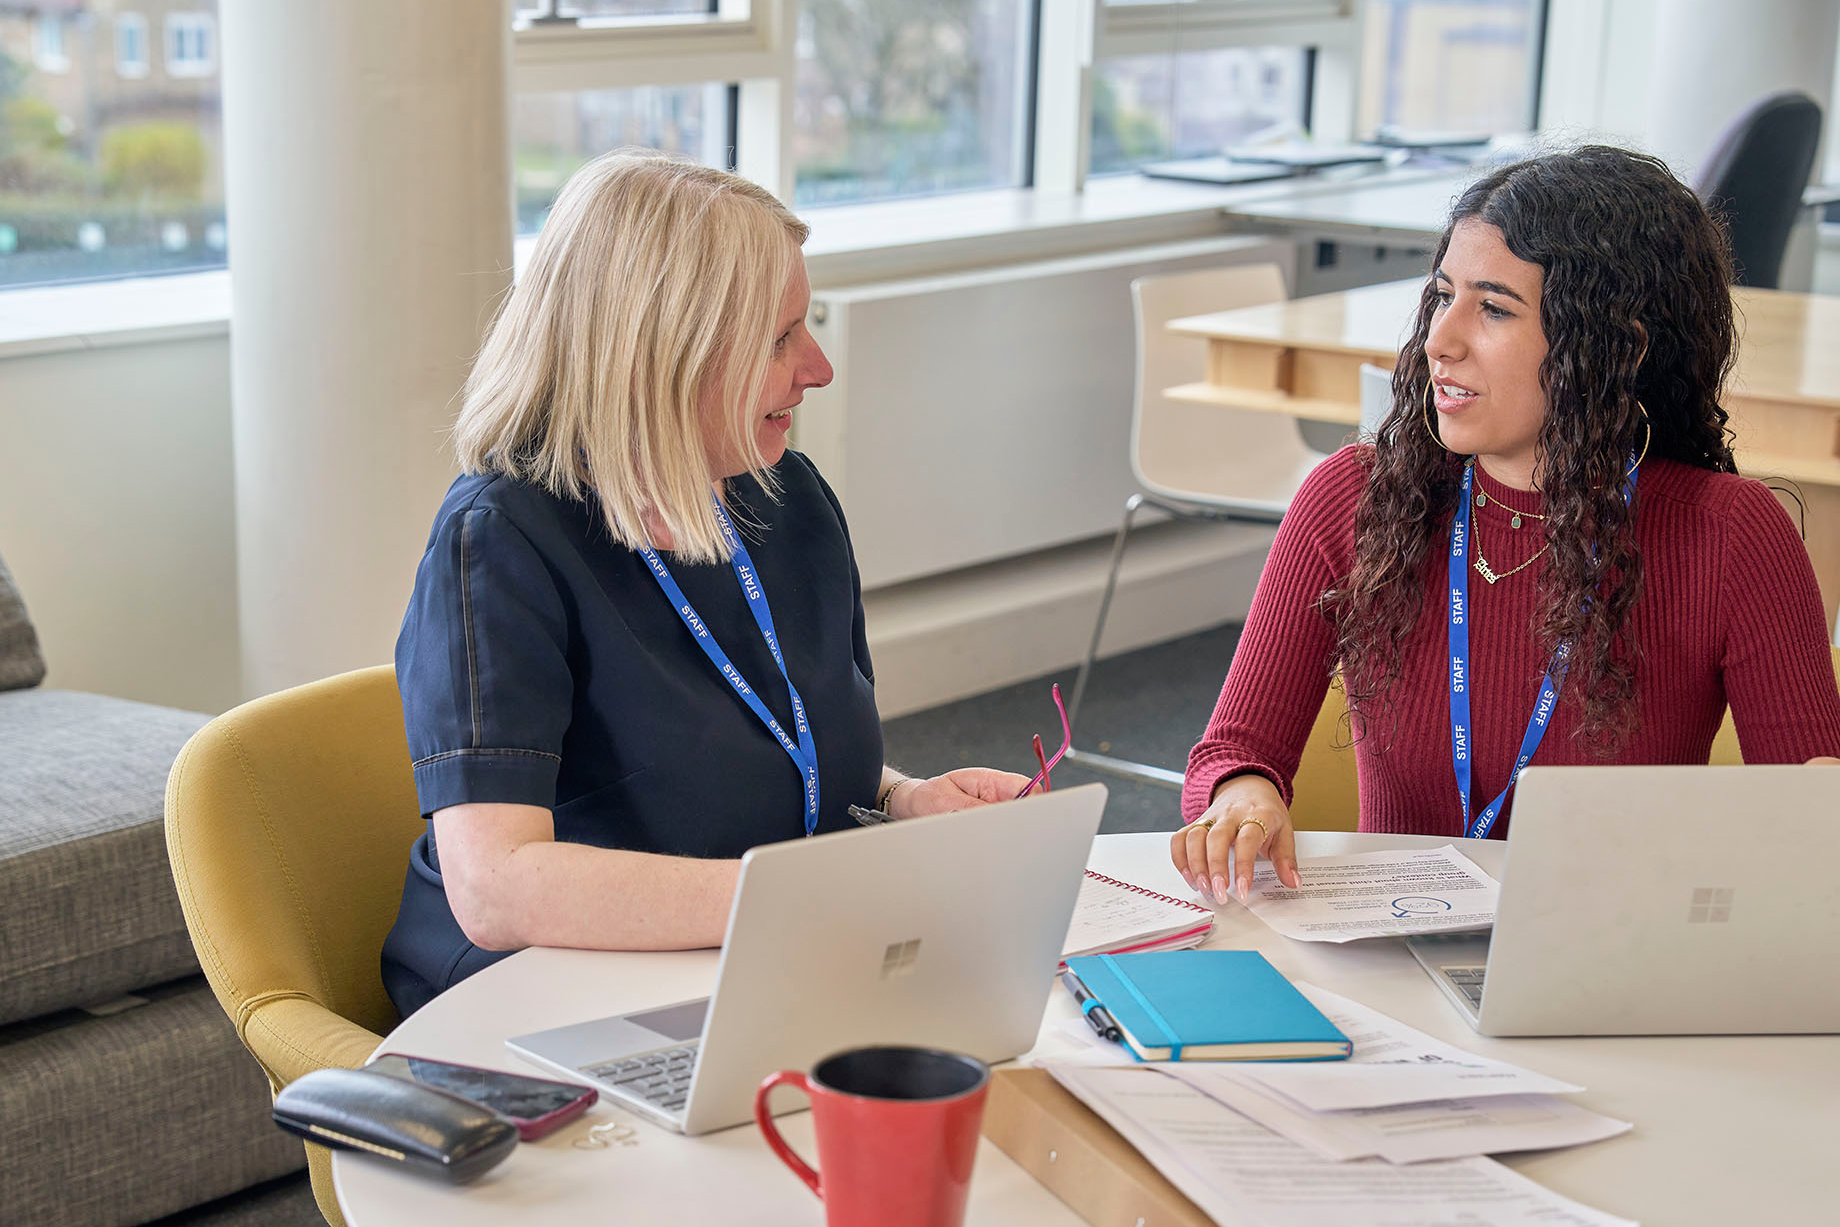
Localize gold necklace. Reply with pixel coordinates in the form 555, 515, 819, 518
1473, 488, 1544, 530
1473, 540, 1548, 584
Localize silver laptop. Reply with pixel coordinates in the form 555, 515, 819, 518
507, 784, 1108, 1134
1409, 764, 1840, 1036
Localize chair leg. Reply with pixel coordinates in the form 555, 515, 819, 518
1065, 493, 1141, 742
1063, 493, 1277, 791
1063, 495, 1189, 790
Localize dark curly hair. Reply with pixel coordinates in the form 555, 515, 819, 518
1324, 145, 1739, 752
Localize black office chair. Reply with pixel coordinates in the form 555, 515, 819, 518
1692, 90, 1823, 289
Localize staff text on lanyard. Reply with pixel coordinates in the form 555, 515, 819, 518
1448, 460, 1635, 839
641, 500, 821, 836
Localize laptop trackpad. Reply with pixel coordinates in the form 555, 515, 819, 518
621, 999, 709, 1045
517, 997, 710, 1067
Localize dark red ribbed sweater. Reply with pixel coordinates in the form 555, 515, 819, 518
1183, 446, 1840, 837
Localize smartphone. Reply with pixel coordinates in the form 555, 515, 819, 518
365, 1053, 597, 1141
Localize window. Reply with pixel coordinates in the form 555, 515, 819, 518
515, 0, 726, 19
1357, 0, 1543, 137
166, 13, 218, 79
35, 14, 69, 73
513, 85, 734, 233
116, 14, 150, 79
1091, 44, 1311, 174
1, 4, 225, 288
791, 0, 1035, 207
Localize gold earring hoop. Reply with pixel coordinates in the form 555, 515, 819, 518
1626, 401, 1651, 476
1422, 379, 1457, 453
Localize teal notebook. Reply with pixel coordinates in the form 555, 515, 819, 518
1064, 950, 1352, 1063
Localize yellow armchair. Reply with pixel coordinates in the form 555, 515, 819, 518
165, 665, 425, 1226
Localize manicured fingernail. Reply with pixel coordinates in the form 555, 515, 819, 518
1213, 875, 1228, 899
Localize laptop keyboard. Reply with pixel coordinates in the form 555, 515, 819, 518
585, 1043, 700, 1114
1442, 966, 1488, 1008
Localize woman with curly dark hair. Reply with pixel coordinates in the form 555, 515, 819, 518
1172, 145, 1840, 903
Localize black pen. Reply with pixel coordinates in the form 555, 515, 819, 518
1059, 970, 1122, 1042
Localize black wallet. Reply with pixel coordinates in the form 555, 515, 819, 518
273, 1067, 519, 1183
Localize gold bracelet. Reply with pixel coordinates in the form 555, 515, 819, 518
877, 776, 908, 812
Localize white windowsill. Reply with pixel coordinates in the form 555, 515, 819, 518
0, 269, 231, 360
0, 174, 1292, 360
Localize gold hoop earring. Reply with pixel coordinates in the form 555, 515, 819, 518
1626, 401, 1651, 475
1422, 379, 1456, 453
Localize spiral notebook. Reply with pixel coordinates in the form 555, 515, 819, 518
1060, 871, 1214, 965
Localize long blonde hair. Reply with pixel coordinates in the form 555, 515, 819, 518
454, 150, 809, 562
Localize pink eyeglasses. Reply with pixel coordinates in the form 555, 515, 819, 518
1017, 683, 1072, 797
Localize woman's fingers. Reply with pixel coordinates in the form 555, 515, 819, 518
1269, 820, 1302, 889
1232, 818, 1269, 900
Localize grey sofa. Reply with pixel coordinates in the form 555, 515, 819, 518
0, 553, 303, 1225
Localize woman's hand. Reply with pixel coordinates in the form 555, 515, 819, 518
887, 768, 1033, 819
1170, 773, 1301, 905
1807, 756, 1840, 765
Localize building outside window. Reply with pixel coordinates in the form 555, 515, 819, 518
1357, 0, 1543, 137
164, 11, 214, 78
1090, 44, 1312, 175
33, 12, 67, 72
115, 12, 148, 78
0, 1, 226, 287
792, 0, 1034, 207
514, 84, 732, 234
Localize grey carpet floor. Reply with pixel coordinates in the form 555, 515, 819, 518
156, 620, 1241, 1225
880, 620, 1241, 834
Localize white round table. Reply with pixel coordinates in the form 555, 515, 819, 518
334, 831, 1836, 1225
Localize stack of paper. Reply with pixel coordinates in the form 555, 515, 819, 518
1059, 871, 1213, 962
1034, 985, 1636, 1223
1045, 1064, 1638, 1227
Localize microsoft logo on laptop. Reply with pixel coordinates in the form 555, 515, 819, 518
880, 939, 921, 978
1687, 887, 1734, 924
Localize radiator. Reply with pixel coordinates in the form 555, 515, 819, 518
795, 234, 1295, 590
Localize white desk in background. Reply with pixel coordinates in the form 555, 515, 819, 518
333, 832, 1836, 1226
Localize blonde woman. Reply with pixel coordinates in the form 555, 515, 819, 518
383, 152, 1025, 1016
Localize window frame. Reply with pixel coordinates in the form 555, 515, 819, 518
510, 0, 1357, 203
115, 13, 151, 80
35, 13, 70, 73
164, 12, 219, 80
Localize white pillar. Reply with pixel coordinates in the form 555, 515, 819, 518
220, 0, 513, 698
1643, 0, 1839, 181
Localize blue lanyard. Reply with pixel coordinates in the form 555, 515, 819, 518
1447, 461, 1636, 839
640, 499, 821, 836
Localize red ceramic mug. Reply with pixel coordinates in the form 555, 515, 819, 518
755, 1046, 991, 1227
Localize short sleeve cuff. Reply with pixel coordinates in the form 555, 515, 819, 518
412, 748, 562, 816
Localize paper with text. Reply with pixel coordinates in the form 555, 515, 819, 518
1045, 1064, 1638, 1227
1168, 1063, 1631, 1164
1240, 846, 1498, 942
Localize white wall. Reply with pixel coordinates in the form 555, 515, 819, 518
1542, 0, 1840, 179
0, 335, 240, 714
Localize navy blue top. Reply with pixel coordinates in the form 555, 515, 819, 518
382, 452, 883, 1015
